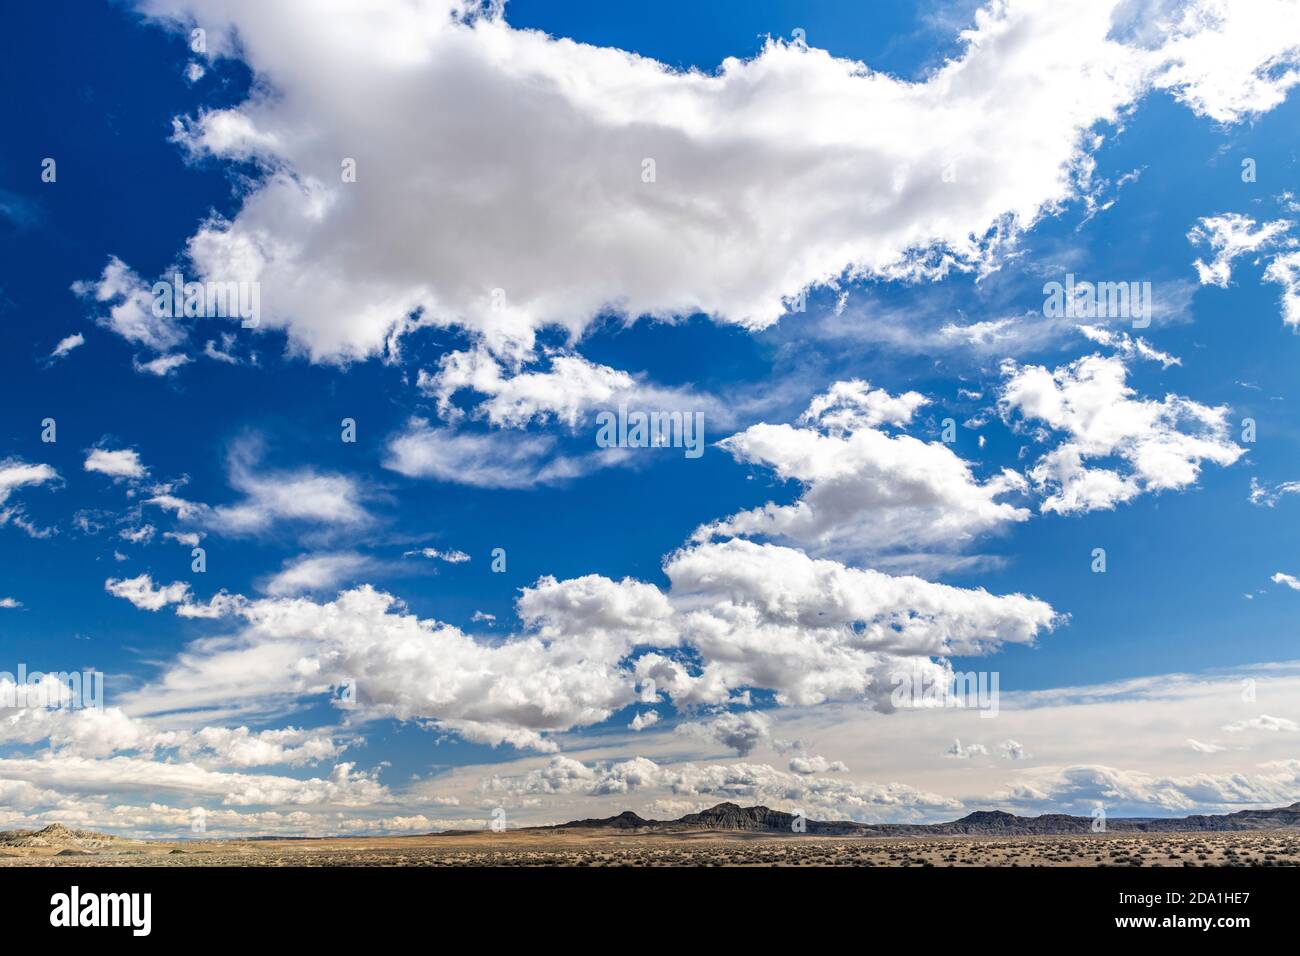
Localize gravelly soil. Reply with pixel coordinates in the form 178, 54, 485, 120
4, 829, 1300, 866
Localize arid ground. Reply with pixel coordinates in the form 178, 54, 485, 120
5, 827, 1300, 867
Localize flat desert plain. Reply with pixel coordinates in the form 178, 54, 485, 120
4, 828, 1300, 867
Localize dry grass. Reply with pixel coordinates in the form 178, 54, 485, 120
4, 827, 1300, 867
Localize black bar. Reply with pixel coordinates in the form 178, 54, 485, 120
0, 864, 1281, 940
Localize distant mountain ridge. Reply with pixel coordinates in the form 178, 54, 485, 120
0, 823, 125, 849
14, 802, 1300, 844
546, 801, 1300, 836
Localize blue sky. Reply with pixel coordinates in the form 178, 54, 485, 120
2, 0, 1300, 835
